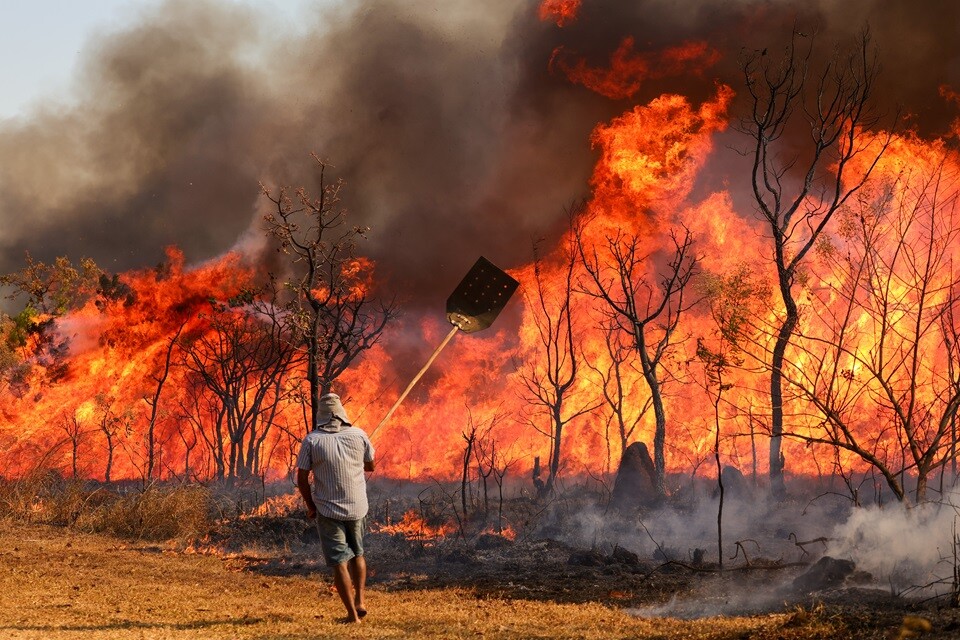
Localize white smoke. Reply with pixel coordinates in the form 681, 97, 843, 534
546, 483, 960, 618
826, 499, 960, 596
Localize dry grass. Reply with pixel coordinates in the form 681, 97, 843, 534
0, 481, 949, 638
72, 484, 211, 540
0, 520, 870, 640
0, 472, 211, 541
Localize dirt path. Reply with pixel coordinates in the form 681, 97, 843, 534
0, 520, 891, 639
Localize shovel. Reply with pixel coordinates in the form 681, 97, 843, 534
370, 256, 519, 437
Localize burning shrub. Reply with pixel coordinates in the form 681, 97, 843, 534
248, 491, 301, 518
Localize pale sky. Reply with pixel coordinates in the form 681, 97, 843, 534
0, 0, 312, 120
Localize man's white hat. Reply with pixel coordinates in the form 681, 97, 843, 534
316, 393, 351, 431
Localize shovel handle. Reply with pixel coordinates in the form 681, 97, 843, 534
370, 324, 460, 438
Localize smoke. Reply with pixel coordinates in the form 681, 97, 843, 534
0, 0, 957, 310
826, 500, 960, 594
0, 1, 271, 278
554, 487, 830, 566
543, 484, 960, 617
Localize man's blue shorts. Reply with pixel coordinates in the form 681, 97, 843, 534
315, 514, 365, 566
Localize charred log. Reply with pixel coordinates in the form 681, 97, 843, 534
792, 556, 872, 593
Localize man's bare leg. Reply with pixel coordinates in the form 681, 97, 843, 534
332, 562, 360, 622
349, 555, 367, 616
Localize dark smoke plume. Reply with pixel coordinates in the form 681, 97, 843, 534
0, 0, 957, 309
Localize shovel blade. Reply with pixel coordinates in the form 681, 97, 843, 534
445, 256, 519, 333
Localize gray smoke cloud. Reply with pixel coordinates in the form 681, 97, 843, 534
0, 0, 957, 309
551, 488, 960, 618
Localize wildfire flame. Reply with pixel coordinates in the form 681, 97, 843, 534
550, 37, 720, 100
538, 0, 582, 27
370, 510, 457, 541
2, 4, 959, 498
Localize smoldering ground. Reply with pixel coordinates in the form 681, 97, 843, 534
543, 481, 960, 618
1, 0, 957, 313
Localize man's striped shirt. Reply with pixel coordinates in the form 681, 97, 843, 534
296, 426, 374, 521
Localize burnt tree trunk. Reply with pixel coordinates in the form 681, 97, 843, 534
769, 281, 797, 501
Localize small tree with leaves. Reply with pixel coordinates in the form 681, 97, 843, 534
696, 266, 768, 567
1, 255, 103, 388
0, 253, 101, 316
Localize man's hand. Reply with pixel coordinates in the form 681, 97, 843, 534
297, 468, 318, 520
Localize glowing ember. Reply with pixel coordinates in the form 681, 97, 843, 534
482, 525, 516, 541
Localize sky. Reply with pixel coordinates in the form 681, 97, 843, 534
0, 0, 310, 120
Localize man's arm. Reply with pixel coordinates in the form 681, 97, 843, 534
363, 433, 375, 473
296, 469, 317, 519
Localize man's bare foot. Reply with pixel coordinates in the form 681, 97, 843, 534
340, 615, 362, 624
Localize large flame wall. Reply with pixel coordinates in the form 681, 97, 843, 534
1, 1, 959, 490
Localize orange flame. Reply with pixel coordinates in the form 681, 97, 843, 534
482, 524, 517, 541
551, 37, 720, 100
370, 509, 457, 540
940, 84, 960, 136
538, 0, 581, 27
3, 22, 960, 496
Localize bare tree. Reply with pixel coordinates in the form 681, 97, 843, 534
519, 235, 598, 498
458, 407, 504, 522
465, 408, 516, 532
942, 281, 960, 487
473, 429, 497, 520
59, 411, 89, 479
94, 393, 130, 484
586, 321, 651, 473
178, 300, 299, 483
177, 375, 226, 480
461, 419, 478, 519
783, 160, 960, 503
738, 27, 894, 498
579, 224, 699, 496
261, 156, 399, 433
487, 445, 516, 535
170, 413, 201, 483
141, 322, 185, 485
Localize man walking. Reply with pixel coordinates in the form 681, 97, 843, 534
296, 393, 375, 623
